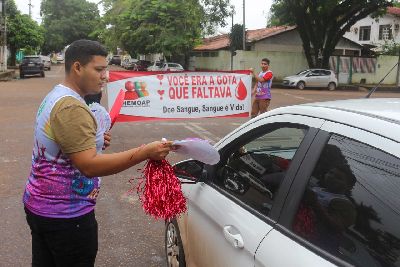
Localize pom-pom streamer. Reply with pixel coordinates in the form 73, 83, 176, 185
136, 159, 187, 220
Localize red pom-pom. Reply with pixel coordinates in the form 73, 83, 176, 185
137, 159, 187, 220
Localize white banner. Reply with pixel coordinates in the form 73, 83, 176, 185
106, 71, 252, 122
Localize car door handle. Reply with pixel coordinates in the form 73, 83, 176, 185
223, 225, 244, 249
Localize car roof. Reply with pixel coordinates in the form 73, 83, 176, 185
259, 98, 400, 141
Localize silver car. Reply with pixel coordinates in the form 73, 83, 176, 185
166, 98, 400, 267
282, 69, 337, 90
161, 62, 184, 72
40, 55, 51, 70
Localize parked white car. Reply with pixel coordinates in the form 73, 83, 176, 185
147, 61, 163, 71
161, 62, 184, 71
39, 55, 51, 70
282, 69, 337, 90
166, 98, 400, 267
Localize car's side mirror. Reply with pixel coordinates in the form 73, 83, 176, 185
174, 160, 207, 184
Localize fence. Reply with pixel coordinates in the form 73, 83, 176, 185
190, 51, 399, 85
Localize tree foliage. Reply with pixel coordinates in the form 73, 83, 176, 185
229, 23, 243, 52
5, 0, 44, 66
40, 0, 101, 54
380, 41, 400, 55
268, 0, 394, 68
99, 0, 231, 62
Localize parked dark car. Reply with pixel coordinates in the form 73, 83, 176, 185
19, 56, 45, 78
109, 55, 121, 65
134, 60, 151, 71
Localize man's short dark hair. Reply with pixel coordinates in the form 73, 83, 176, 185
262, 58, 270, 65
64, 39, 108, 73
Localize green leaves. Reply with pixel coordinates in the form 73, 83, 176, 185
100, 0, 230, 59
268, 0, 394, 68
40, 0, 101, 53
5, 0, 44, 65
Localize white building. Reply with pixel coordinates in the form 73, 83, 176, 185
344, 7, 400, 50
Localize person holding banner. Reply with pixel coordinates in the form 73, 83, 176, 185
22, 39, 173, 267
250, 58, 273, 118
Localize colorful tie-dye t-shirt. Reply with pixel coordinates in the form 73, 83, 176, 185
23, 84, 110, 218
255, 70, 273, 100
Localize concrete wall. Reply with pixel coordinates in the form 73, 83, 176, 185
352, 55, 399, 85
191, 50, 309, 80
190, 51, 400, 85
253, 30, 304, 52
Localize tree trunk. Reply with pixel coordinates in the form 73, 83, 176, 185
9, 45, 16, 67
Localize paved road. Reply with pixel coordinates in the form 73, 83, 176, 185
0, 65, 398, 266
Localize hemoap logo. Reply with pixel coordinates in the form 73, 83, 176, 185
123, 80, 150, 107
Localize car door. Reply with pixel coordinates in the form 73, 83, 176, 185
305, 70, 322, 87
255, 121, 400, 267
183, 114, 325, 267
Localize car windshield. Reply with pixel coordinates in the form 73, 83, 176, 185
22, 57, 41, 63
296, 70, 310, 75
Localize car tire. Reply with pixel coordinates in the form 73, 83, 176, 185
328, 82, 336, 91
296, 81, 305, 90
165, 219, 186, 267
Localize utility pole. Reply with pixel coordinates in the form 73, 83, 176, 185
0, 0, 6, 72
230, 6, 234, 71
28, 0, 32, 18
242, 0, 245, 50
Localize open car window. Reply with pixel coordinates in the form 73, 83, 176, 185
214, 125, 309, 216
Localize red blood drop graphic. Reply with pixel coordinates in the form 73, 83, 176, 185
236, 79, 247, 100
157, 90, 165, 100
125, 81, 134, 91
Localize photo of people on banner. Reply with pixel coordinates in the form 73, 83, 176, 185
106, 71, 252, 122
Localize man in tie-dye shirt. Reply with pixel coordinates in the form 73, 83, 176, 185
250, 58, 273, 118
23, 40, 173, 267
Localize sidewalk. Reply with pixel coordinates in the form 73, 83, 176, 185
0, 70, 15, 81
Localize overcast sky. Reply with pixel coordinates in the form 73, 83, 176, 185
15, 0, 272, 32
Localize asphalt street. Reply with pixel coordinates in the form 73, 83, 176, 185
0, 64, 398, 266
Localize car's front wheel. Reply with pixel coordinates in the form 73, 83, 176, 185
296, 81, 305, 90
328, 82, 336, 91
165, 219, 186, 267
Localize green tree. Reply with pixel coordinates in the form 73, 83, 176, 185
40, 0, 102, 54
268, 0, 394, 68
229, 23, 243, 52
5, 0, 44, 66
100, 0, 231, 65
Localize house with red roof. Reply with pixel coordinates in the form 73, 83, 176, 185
344, 6, 400, 49
191, 25, 364, 77
195, 25, 362, 56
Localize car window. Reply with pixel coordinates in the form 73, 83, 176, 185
22, 57, 41, 63
296, 70, 309, 75
292, 134, 400, 266
321, 70, 331, 76
169, 63, 180, 67
214, 125, 309, 215
310, 70, 321, 76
